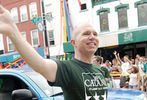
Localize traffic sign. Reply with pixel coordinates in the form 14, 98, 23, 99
32, 17, 42, 23
36, 21, 45, 32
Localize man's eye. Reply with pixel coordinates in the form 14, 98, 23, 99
94, 33, 97, 36
83, 31, 90, 35
93, 32, 98, 36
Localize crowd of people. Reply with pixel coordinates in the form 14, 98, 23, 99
92, 52, 147, 92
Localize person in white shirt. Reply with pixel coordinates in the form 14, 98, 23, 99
138, 57, 145, 75
120, 55, 131, 88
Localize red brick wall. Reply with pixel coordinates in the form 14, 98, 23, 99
0, 0, 44, 53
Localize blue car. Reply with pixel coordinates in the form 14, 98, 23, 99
0, 66, 146, 100
0, 67, 64, 100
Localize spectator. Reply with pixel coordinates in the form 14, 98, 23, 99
92, 56, 111, 83
138, 57, 145, 75
113, 51, 121, 65
130, 58, 135, 67
110, 58, 122, 88
127, 67, 140, 90
136, 54, 141, 60
133, 58, 139, 67
105, 60, 112, 73
143, 75, 147, 92
120, 55, 131, 88
138, 57, 146, 91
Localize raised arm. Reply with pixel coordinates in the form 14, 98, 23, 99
0, 5, 57, 82
113, 51, 121, 64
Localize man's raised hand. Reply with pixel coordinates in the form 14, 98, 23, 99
0, 5, 17, 36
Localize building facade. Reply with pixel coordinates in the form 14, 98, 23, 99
67, 0, 147, 59
0, 0, 44, 53
43, 0, 65, 58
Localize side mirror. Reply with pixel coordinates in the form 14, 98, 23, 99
12, 89, 33, 100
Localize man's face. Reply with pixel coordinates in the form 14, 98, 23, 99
73, 24, 99, 54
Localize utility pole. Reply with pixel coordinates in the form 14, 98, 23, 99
41, 0, 50, 58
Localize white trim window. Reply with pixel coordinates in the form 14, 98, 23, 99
7, 37, 14, 52
21, 32, 27, 40
20, 5, 28, 22
48, 30, 55, 46
137, 3, 147, 26
31, 29, 39, 47
29, 2, 38, 19
10, 8, 19, 23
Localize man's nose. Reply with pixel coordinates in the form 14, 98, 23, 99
88, 33, 95, 39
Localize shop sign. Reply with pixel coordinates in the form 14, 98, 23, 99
118, 28, 147, 45
124, 32, 133, 42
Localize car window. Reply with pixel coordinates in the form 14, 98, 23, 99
0, 75, 37, 100
24, 71, 62, 97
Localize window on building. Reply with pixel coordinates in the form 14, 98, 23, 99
118, 7, 128, 28
10, 8, 19, 23
45, 4, 54, 23
20, 5, 28, 22
46, 12, 53, 22
7, 37, 14, 52
29, 2, 38, 19
99, 11, 109, 32
21, 32, 27, 40
137, 3, 147, 26
31, 29, 39, 47
80, 0, 87, 10
45, 3, 52, 13
48, 30, 55, 46
81, 4, 87, 10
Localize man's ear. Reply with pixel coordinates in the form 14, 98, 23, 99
71, 40, 75, 47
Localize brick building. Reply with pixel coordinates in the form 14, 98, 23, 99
0, 0, 44, 53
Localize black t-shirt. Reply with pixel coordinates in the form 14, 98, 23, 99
48, 58, 108, 100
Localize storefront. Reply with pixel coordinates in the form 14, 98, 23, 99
97, 27, 147, 60
118, 27, 147, 57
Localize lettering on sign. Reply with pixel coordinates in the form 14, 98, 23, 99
124, 32, 133, 42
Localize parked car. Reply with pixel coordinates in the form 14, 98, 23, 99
0, 66, 64, 100
0, 66, 146, 100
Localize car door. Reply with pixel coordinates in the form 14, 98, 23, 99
0, 70, 45, 100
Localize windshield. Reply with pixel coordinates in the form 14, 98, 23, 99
24, 71, 62, 97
